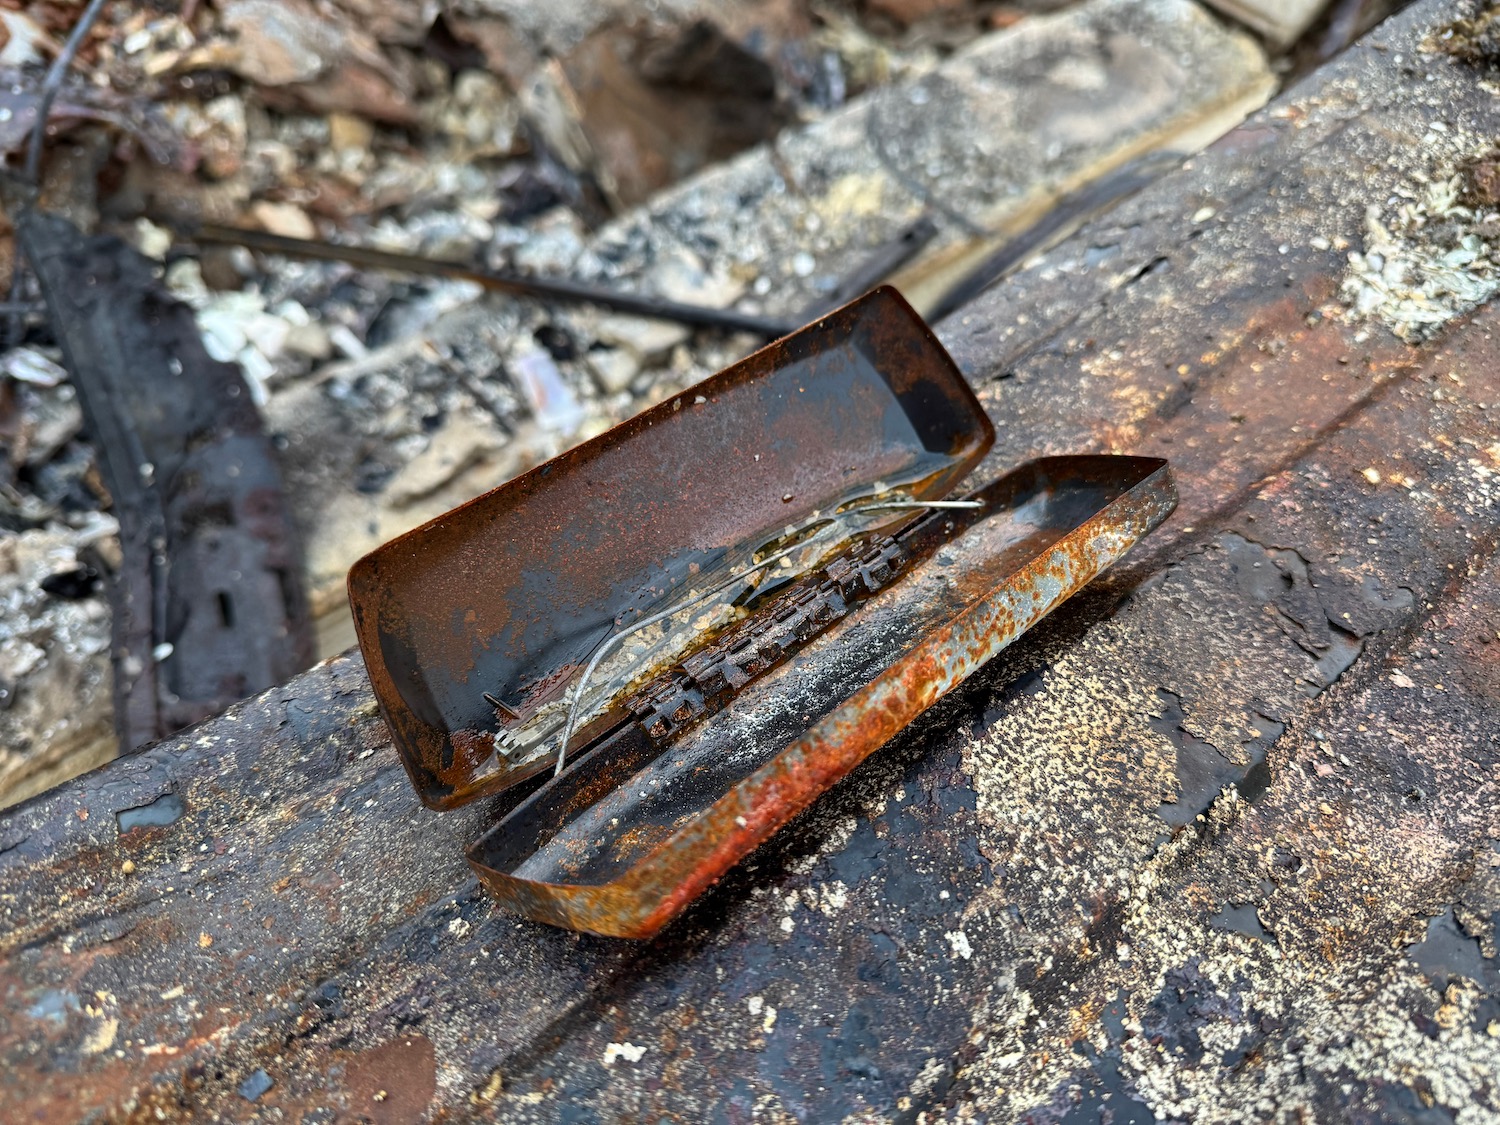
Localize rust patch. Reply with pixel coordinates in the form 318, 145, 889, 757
340, 1034, 438, 1124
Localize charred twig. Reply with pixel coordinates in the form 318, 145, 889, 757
926, 151, 1184, 324
177, 221, 799, 339
427, 344, 516, 437
4, 0, 112, 348
24, 0, 111, 186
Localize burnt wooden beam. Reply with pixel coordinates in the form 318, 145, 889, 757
2, 1, 1498, 1120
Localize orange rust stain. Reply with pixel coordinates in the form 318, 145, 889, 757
1069, 996, 1105, 1042
442, 728, 496, 786
339, 1034, 438, 1125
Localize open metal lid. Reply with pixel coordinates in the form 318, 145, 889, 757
348, 287, 995, 809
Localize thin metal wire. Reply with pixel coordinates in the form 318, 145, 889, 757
547, 496, 983, 777
852, 499, 982, 510
550, 537, 810, 777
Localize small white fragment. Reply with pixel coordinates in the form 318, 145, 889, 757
152, 643, 174, 662
1, 347, 68, 386
944, 930, 973, 960
1361, 467, 1381, 485
780, 916, 795, 934
0, 11, 51, 67
1191, 206, 1215, 223
134, 219, 173, 261
820, 882, 848, 913
328, 324, 368, 360
84, 1017, 121, 1056
1391, 671, 1417, 689
513, 347, 585, 436
747, 996, 764, 1016
602, 1042, 647, 1067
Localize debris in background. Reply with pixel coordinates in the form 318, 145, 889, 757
0, 10, 56, 70
511, 346, 585, 436
204, 0, 419, 125
0, 347, 67, 388
0, 515, 116, 806
864, 0, 974, 28
18, 212, 314, 751
541, 19, 791, 210
0, 80, 178, 165
1199, 0, 1333, 48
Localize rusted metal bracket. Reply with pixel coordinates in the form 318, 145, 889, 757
349, 287, 1175, 937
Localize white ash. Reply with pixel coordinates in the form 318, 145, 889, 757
0, 518, 118, 802
1342, 162, 1500, 343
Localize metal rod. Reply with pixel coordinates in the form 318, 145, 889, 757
24, 0, 111, 185
181, 221, 799, 339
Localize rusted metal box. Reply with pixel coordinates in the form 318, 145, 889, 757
349, 288, 1176, 938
